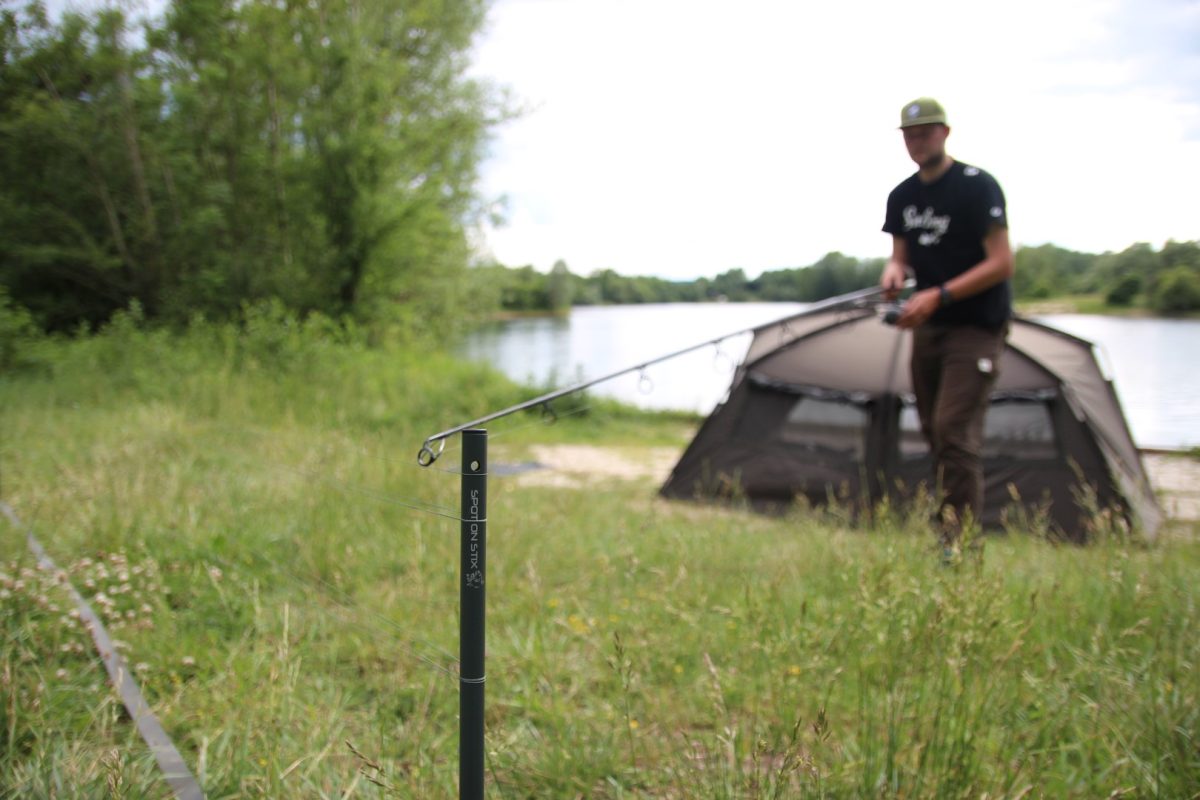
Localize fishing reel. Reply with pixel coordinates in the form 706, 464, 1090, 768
878, 302, 906, 326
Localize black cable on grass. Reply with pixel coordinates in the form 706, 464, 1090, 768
1, 502, 206, 800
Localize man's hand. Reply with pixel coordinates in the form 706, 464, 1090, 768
896, 286, 941, 329
881, 236, 911, 301
880, 259, 908, 301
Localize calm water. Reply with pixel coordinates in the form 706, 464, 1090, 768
459, 304, 1200, 450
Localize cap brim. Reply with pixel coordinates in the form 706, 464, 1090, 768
899, 117, 947, 129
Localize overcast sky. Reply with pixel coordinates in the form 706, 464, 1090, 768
468, 0, 1200, 279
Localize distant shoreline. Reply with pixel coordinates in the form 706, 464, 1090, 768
482, 296, 1200, 322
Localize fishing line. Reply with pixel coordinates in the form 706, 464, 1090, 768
215, 544, 462, 672
218, 556, 460, 681
209, 418, 467, 479
251, 459, 460, 521
172, 427, 460, 520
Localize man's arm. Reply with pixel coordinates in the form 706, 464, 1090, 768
896, 225, 1013, 329
944, 224, 1013, 300
880, 235, 910, 300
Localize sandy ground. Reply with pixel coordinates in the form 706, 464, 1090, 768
510, 444, 1200, 524
1142, 453, 1200, 522
513, 444, 679, 490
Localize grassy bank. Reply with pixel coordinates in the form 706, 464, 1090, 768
2, 321, 1198, 798
1016, 293, 1200, 318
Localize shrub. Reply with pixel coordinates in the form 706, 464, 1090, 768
0, 287, 47, 373
1104, 273, 1141, 307
1150, 266, 1200, 313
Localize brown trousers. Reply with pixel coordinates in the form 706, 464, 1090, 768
910, 323, 1008, 538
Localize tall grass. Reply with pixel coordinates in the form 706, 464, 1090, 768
1, 316, 1197, 797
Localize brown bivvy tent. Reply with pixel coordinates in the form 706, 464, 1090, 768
660, 305, 1162, 541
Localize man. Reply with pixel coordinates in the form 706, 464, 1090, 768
880, 97, 1014, 556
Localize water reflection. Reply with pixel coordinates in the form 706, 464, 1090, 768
1035, 314, 1199, 450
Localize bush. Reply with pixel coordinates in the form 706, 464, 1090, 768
0, 287, 47, 373
1104, 273, 1141, 306
1150, 266, 1200, 313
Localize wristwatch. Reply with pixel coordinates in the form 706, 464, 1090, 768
938, 285, 953, 307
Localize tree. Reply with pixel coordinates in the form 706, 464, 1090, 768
1096, 243, 1161, 299
710, 268, 750, 301
1151, 267, 1200, 313
1, 0, 499, 335
0, 6, 154, 329
547, 259, 573, 311
1105, 274, 1141, 307
1160, 240, 1200, 271
1013, 244, 1099, 299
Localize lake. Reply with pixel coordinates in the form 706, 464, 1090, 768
458, 304, 1200, 450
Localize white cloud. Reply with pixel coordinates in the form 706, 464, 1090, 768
470, 0, 1200, 279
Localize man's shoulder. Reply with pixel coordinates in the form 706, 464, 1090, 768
888, 171, 922, 198
953, 161, 1002, 187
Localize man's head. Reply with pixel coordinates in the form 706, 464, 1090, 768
899, 97, 950, 170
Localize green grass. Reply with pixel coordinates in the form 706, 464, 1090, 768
1015, 293, 1200, 319
2, 320, 1198, 798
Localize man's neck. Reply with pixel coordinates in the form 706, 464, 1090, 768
918, 154, 954, 184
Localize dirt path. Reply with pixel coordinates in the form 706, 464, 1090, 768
511, 444, 1199, 524
512, 444, 679, 489
1142, 453, 1200, 523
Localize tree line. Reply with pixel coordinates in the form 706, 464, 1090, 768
475, 252, 886, 313
1, 0, 495, 336
483, 240, 1200, 314
1013, 240, 1200, 313
2, 1, 1196, 341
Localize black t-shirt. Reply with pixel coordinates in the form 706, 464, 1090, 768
883, 160, 1011, 328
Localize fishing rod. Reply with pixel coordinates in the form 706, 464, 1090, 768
416, 280, 911, 466
419, 278, 912, 800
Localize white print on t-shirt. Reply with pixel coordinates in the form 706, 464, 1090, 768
903, 205, 950, 246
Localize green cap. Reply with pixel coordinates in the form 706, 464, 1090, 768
899, 97, 947, 128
